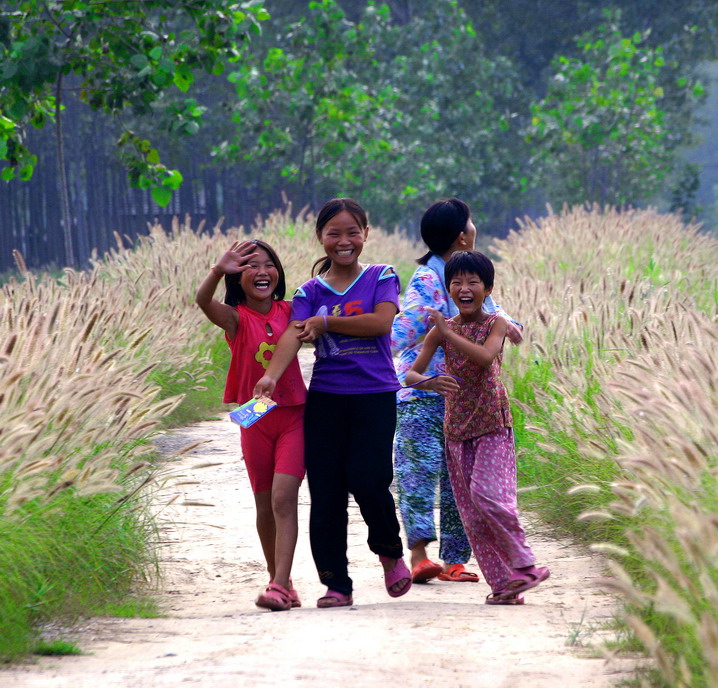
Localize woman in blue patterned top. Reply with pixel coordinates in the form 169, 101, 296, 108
391, 198, 523, 584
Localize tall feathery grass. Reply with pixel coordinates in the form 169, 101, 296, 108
0, 205, 420, 658
493, 206, 718, 687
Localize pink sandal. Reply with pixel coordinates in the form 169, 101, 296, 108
499, 566, 550, 599
379, 556, 412, 598
255, 582, 292, 611
317, 589, 353, 608
288, 587, 301, 608
485, 591, 525, 605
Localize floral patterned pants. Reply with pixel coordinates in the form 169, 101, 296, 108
394, 396, 471, 564
446, 427, 536, 592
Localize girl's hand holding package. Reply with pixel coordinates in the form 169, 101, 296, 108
253, 374, 277, 399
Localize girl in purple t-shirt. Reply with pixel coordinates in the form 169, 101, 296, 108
254, 197, 411, 608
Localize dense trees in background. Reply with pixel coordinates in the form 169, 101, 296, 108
1, 0, 717, 271
0, 0, 268, 267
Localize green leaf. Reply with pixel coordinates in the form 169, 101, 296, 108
1, 167, 16, 181
146, 148, 160, 164
130, 54, 149, 70
162, 169, 183, 189
19, 163, 34, 181
173, 67, 194, 92
151, 186, 172, 206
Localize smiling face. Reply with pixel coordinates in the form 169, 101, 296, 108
449, 271, 492, 320
317, 209, 368, 268
239, 246, 279, 311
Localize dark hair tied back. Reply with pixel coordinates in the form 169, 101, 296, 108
417, 197, 471, 265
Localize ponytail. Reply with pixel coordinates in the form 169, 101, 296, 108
312, 256, 332, 276
417, 250, 433, 265
417, 198, 471, 263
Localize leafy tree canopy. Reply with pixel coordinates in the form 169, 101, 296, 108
221, 0, 526, 227
0, 0, 268, 205
526, 11, 705, 207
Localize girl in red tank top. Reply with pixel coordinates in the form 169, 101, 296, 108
196, 239, 306, 612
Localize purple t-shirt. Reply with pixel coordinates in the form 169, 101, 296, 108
291, 264, 401, 394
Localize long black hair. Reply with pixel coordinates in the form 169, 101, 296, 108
417, 197, 471, 265
311, 197, 369, 277
224, 239, 286, 307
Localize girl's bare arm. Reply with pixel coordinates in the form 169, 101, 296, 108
195, 270, 238, 337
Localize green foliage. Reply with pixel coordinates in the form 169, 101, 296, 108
33, 640, 83, 656
0, 0, 267, 204
0, 491, 155, 660
526, 11, 704, 206
221, 0, 397, 208
96, 597, 162, 618
220, 0, 525, 226
153, 334, 231, 428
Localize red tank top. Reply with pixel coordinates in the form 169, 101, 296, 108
223, 300, 307, 406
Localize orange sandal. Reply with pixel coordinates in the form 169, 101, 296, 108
411, 558, 443, 583
437, 563, 480, 582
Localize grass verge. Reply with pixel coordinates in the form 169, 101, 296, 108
0, 491, 156, 660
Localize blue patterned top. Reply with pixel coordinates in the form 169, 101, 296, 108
391, 254, 508, 403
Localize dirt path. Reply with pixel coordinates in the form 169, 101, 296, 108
4, 355, 635, 688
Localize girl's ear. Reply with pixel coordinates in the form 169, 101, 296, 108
457, 231, 469, 249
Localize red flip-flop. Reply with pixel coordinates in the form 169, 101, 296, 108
411, 558, 443, 583
437, 563, 480, 582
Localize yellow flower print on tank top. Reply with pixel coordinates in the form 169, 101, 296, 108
254, 341, 276, 369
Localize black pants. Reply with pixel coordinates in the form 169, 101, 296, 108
304, 390, 403, 595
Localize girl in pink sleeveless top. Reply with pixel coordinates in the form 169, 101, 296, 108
406, 250, 550, 605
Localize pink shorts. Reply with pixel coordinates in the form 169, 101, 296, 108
239, 404, 305, 493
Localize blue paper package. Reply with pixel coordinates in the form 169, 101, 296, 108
229, 396, 278, 428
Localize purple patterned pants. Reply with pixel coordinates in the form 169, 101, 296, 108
445, 427, 535, 592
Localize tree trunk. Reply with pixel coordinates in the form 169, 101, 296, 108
55, 73, 75, 268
